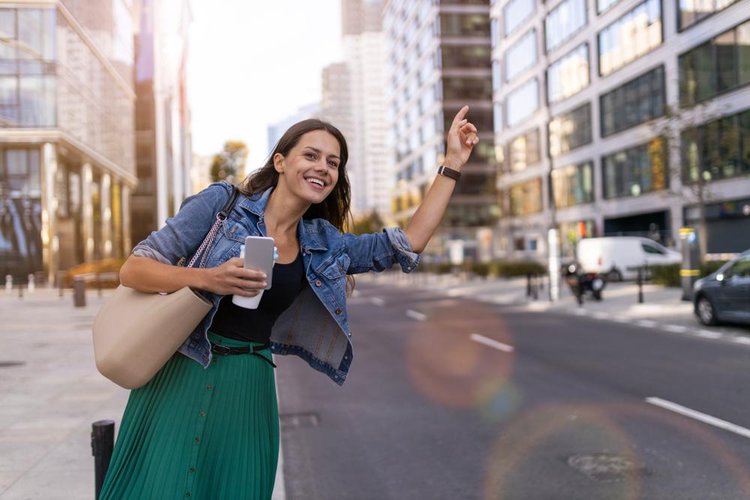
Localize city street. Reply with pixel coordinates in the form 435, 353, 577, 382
277, 280, 750, 500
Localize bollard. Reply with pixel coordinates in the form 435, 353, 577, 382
637, 268, 644, 304
27, 274, 35, 294
91, 420, 115, 499
73, 276, 86, 307
531, 273, 539, 300
526, 273, 532, 297
5, 274, 11, 294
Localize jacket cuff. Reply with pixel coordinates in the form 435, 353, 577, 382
131, 244, 172, 265
384, 227, 421, 273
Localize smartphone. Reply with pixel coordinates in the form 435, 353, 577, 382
243, 236, 275, 290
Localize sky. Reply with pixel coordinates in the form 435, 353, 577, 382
187, 0, 342, 168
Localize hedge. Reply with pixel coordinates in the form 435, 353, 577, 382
649, 261, 729, 287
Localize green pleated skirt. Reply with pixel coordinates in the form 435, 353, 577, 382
99, 332, 279, 500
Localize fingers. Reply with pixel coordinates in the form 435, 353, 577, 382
450, 105, 469, 130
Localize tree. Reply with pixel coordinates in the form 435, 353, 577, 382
210, 141, 249, 183
349, 210, 385, 235
649, 103, 723, 259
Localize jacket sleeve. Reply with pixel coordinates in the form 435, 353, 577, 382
341, 227, 421, 274
131, 182, 233, 266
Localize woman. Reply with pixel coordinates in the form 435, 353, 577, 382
100, 106, 478, 499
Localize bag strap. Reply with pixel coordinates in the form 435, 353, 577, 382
186, 184, 240, 269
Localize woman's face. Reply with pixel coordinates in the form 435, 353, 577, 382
274, 130, 341, 205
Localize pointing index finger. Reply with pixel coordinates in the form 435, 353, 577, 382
451, 105, 469, 130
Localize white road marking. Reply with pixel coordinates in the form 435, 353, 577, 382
371, 297, 385, 306
697, 329, 723, 339
733, 336, 750, 345
646, 397, 750, 439
663, 324, 688, 333
406, 309, 426, 321
636, 319, 657, 328
470, 333, 514, 353
612, 316, 630, 323
572, 309, 587, 316
593, 312, 610, 320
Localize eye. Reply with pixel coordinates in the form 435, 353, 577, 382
304, 152, 317, 161
328, 160, 339, 168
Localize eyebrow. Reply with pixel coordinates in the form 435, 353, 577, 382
302, 146, 340, 161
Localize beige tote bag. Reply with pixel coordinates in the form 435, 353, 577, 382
92, 185, 239, 389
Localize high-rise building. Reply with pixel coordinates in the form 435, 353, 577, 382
384, 0, 497, 258
0, 1, 136, 283
130, 0, 192, 246
321, 0, 391, 219
491, 0, 750, 260
267, 102, 322, 156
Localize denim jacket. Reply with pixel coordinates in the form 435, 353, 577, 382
132, 181, 420, 385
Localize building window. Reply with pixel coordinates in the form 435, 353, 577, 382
678, 0, 740, 31
598, 0, 662, 76
442, 76, 493, 101
492, 60, 502, 91
544, 0, 587, 52
0, 8, 56, 128
440, 13, 490, 37
510, 178, 543, 215
505, 29, 537, 83
503, 0, 535, 37
441, 45, 491, 69
508, 128, 541, 172
681, 108, 750, 184
547, 43, 590, 104
552, 161, 594, 208
600, 65, 665, 137
602, 137, 668, 199
549, 102, 592, 157
505, 78, 539, 127
679, 19, 750, 108
493, 102, 503, 132
597, 0, 623, 14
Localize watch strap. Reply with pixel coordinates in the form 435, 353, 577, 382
437, 165, 461, 181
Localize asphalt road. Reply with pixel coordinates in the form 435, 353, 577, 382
276, 281, 750, 500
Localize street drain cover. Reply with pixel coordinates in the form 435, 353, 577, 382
0, 361, 25, 368
280, 412, 320, 430
567, 453, 646, 482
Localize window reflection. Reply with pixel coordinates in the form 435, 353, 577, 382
600, 66, 664, 137
440, 13, 490, 37
503, 0, 535, 37
598, 0, 662, 76
679, 20, 750, 107
505, 29, 537, 82
602, 137, 668, 199
545, 0, 587, 52
549, 103, 592, 157
681, 109, 750, 184
508, 128, 540, 172
552, 161, 593, 208
679, 0, 739, 30
509, 178, 543, 216
505, 78, 539, 127
547, 43, 589, 104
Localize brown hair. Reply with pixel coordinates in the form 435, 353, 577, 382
240, 119, 352, 232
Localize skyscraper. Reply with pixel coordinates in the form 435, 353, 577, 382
384, 0, 497, 258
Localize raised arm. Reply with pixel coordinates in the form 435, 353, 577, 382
404, 105, 478, 253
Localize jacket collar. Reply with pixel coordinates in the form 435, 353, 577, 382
240, 187, 328, 252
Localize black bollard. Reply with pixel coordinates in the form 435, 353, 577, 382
92, 420, 115, 499
637, 268, 644, 304
526, 273, 532, 297
73, 277, 86, 307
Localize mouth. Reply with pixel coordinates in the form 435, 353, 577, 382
305, 176, 327, 191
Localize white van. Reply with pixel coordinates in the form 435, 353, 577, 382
576, 236, 682, 281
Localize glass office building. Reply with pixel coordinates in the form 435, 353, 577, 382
384, 0, 497, 260
0, 1, 136, 283
491, 0, 750, 258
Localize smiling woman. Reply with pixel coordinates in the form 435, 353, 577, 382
100, 108, 479, 499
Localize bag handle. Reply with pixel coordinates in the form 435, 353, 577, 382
187, 184, 240, 269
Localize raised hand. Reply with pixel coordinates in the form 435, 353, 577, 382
444, 105, 479, 169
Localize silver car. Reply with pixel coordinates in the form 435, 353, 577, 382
693, 250, 750, 326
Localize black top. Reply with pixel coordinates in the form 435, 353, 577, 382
210, 252, 306, 343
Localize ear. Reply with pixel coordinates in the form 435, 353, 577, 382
272, 152, 285, 174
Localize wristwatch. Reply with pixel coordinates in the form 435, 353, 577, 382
437, 165, 461, 181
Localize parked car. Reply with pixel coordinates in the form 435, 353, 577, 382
576, 236, 682, 281
693, 250, 750, 326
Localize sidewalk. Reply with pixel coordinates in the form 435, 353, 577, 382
0, 287, 286, 500
0, 287, 127, 499
363, 271, 750, 342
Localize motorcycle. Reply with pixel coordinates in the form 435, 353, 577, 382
563, 262, 605, 303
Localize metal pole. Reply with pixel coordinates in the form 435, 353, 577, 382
91, 420, 115, 499
637, 268, 644, 304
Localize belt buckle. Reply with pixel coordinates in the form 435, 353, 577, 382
211, 343, 232, 356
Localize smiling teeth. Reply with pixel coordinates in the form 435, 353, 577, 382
308, 178, 324, 187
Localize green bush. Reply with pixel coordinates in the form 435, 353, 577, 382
649, 264, 680, 287
701, 260, 728, 276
